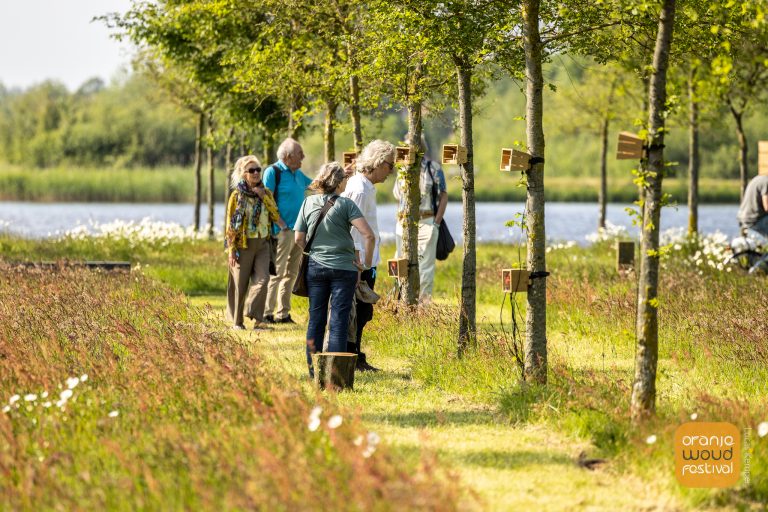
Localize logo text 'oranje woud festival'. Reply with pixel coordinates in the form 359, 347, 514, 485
674, 422, 741, 488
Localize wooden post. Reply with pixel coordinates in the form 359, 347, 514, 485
501, 269, 531, 293
616, 241, 635, 271
313, 352, 357, 390
499, 148, 532, 171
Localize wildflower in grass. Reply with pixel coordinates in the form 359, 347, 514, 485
42, 402, 52, 408
308, 417, 321, 432
80, 374, 88, 382
60, 389, 73, 401
758, 422, 768, 438
108, 410, 119, 418
9, 394, 20, 404
646, 434, 657, 445
353, 435, 364, 446
310, 406, 322, 420
24, 394, 37, 402
66, 377, 79, 389
41, 391, 48, 398
362, 446, 376, 458
2, 405, 9, 413
328, 415, 342, 429
690, 413, 698, 420
367, 432, 381, 446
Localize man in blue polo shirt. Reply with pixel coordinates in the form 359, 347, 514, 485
263, 138, 313, 323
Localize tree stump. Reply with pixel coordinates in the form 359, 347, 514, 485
313, 352, 357, 391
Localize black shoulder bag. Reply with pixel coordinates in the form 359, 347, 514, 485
427, 162, 455, 260
292, 195, 338, 297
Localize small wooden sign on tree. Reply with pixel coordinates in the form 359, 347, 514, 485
387, 258, 408, 277
395, 147, 415, 165
342, 151, 358, 165
616, 241, 635, 271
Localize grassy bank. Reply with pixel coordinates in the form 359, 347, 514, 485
0, 263, 462, 509
1, 229, 766, 508
0, 164, 743, 204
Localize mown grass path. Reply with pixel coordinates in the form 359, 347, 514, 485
193, 296, 681, 511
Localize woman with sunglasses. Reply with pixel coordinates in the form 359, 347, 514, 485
226, 155, 288, 330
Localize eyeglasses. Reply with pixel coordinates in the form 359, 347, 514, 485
383, 161, 394, 171
245, 166, 261, 174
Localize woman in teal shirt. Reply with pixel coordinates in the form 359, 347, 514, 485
294, 162, 375, 377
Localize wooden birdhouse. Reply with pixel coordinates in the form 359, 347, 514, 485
759, 141, 768, 176
342, 151, 357, 165
616, 241, 635, 271
616, 132, 644, 160
395, 147, 415, 165
441, 144, 467, 165
501, 269, 530, 293
500, 148, 532, 172
387, 258, 408, 277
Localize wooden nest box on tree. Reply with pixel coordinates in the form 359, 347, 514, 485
616, 132, 644, 160
395, 147, 415, 165
759, 141, 768, 176
499, 148, 531, 172
501, 269, 530, 293
441, 144, 467, 165
342, 151, 357, 165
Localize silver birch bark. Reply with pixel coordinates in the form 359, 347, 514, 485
401, 100, 423, 306
193, 112, 204, 232
324, 99, 336, 162
631, 0, 676, 422
522, 0, 547, 383
206, 114, 215, 239
599, 117, 609, 230
687, 67, 699, 235
457, 63, 477, 353
350, 74, 363, 151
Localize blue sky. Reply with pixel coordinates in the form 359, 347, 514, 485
0, 0, 134, 91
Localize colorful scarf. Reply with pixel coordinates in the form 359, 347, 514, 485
226, 179, 264, 254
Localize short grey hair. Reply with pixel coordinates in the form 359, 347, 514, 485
356, 139, 395, 175
309, 162, 346, 194
277, 137, 301, 161
231, 155, 262, 189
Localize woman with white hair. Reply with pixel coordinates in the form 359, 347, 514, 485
225, 155, 287, 330
295, 162, 375, 378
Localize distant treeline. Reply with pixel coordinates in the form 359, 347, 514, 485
0, 75, 195, 168
1, 62, 766, 183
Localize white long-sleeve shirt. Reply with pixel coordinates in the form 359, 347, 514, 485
341, 172, 381, 267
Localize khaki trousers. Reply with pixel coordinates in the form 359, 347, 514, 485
395, 217, 439, 299
226, 237, 270, 326
265, 229, 303, 319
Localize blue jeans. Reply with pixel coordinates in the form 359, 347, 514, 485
305, 258, 358, 376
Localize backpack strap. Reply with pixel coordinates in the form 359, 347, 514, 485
305, 195, 338, 251
426, 160, 439, 215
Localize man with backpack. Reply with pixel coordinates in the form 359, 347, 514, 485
392, 138, 448, 302
262, 138, 313, 324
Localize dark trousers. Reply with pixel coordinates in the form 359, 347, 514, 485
305, 259, 357, 376
348, 267, 376, 355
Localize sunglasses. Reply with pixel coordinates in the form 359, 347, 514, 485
245, 166, 262, 174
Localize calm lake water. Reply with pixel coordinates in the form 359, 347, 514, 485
0, 201, 740, 244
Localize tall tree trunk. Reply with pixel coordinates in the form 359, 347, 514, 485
193, 112, 205, 232
350, 74, 363, 151
729, 103, 748, 200
206, 114, 215, 239
457, 63, 477, 354
631, 0, 676, 423
522, 0, 547, 384
324, 99, 337, 162
239, 132, 247, 156
401, 99, 423, 306
288, 94, 302, 141
687, 67, 700, 236
599, 116, 609, 230
223, 128, 235, 234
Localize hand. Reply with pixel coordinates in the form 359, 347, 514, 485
228, 253, 237, 267
434, 218, 442, 227
353, 261, 367, 272
252, 186, 265, 199
356, 269, 361, 286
